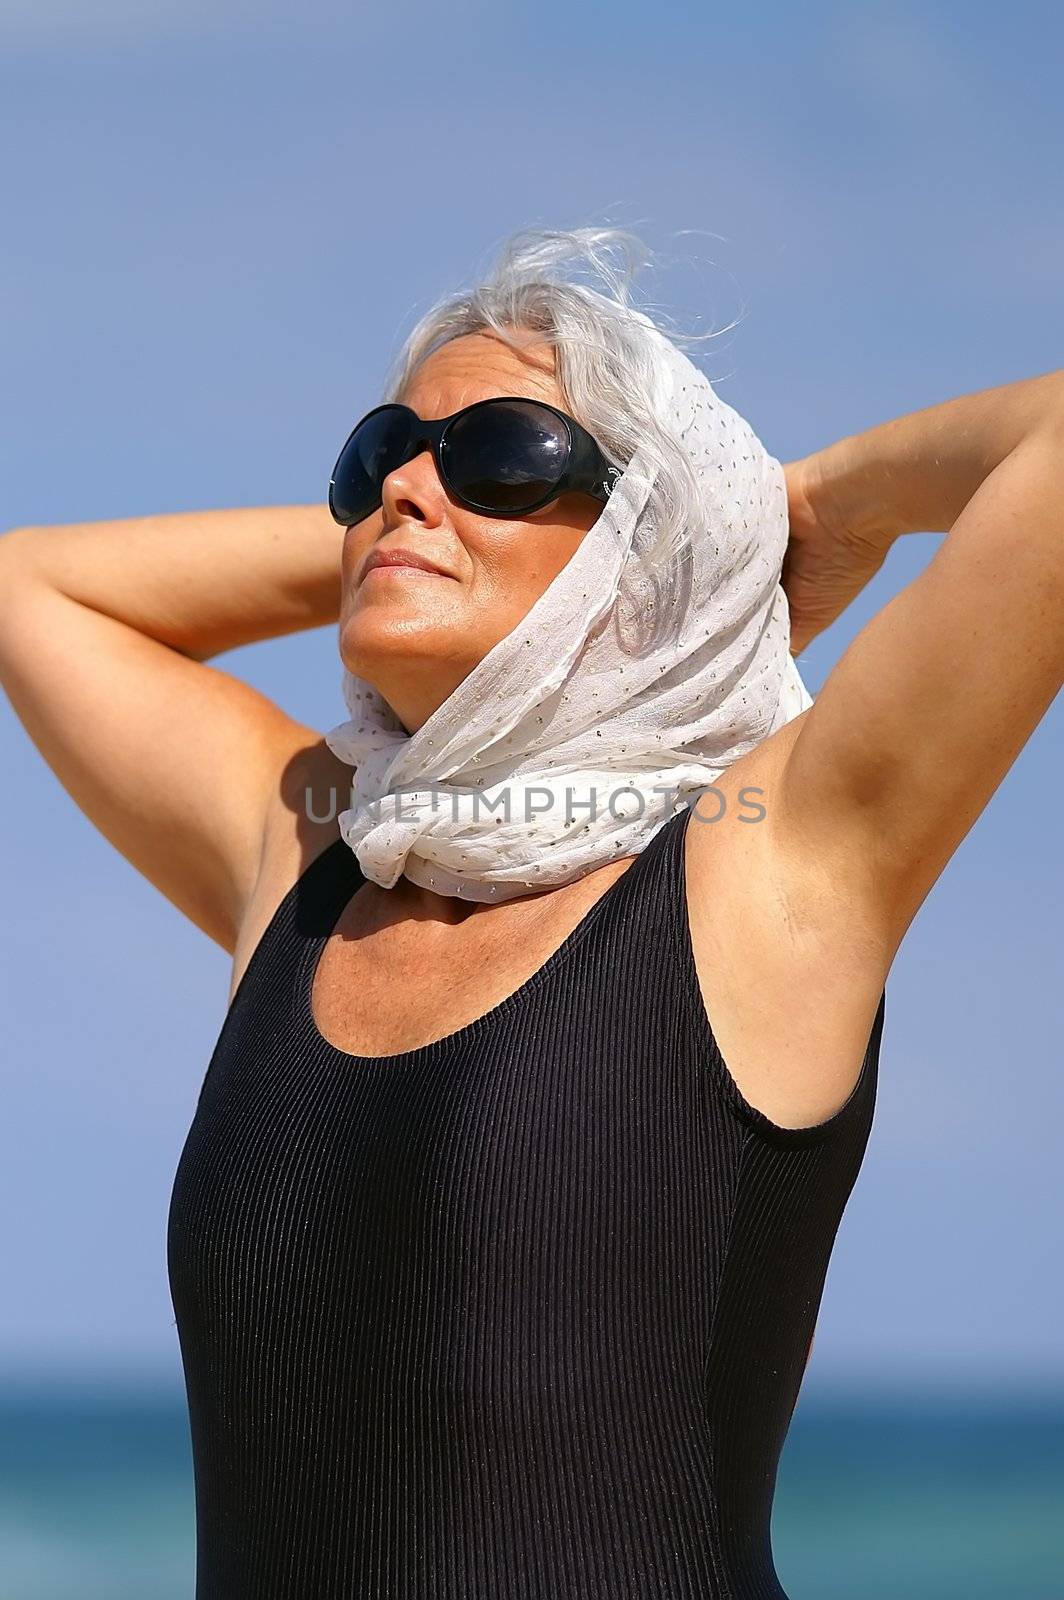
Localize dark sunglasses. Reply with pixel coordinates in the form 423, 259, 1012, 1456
328, 396, 621, 527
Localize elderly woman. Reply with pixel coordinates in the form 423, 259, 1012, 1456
2, 226, 1061, 1599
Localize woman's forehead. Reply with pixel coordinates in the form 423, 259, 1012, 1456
399, 329, 561, 414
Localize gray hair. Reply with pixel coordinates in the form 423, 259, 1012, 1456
379, 226, 732, 652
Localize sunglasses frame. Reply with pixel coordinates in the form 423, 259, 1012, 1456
328, 396, 622, 527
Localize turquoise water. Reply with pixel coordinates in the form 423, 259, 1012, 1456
1, 1383, 1061, 1598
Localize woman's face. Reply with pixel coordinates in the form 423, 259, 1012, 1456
338, 329, 603, 733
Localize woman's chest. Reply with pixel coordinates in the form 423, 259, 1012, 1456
235, 799, 888, 1133
308, 858, 636, 1057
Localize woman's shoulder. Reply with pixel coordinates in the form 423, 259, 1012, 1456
682, 717, 892, 1134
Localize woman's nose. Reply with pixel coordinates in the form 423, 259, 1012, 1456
380, 449, 447, 526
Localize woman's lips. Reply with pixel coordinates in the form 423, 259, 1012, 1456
361, 563, 449, 580
360, 546, 455, 582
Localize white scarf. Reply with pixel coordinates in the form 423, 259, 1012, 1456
324, 307, 812, 901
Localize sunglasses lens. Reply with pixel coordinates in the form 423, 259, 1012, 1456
443, 400, 570, 512
330, 407, 413, 525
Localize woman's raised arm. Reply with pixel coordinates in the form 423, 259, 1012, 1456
0, 504, 344, 951
774, 369, 1064, 949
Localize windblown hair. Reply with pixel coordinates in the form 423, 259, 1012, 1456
380, 225, 734, 650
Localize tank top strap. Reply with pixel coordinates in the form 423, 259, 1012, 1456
223, 835, 363, 1038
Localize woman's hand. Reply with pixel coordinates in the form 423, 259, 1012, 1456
780, 451, 895, 657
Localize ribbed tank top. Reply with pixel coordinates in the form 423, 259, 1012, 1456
167, 801, 886, 1600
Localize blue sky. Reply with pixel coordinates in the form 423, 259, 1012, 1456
2, 2, 1062, 1394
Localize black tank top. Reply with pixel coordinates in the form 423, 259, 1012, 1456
167, 802, 886, 1599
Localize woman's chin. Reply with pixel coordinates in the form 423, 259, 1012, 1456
339, 614, 480, 681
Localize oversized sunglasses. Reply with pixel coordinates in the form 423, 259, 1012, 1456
328, 396, 621, 527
